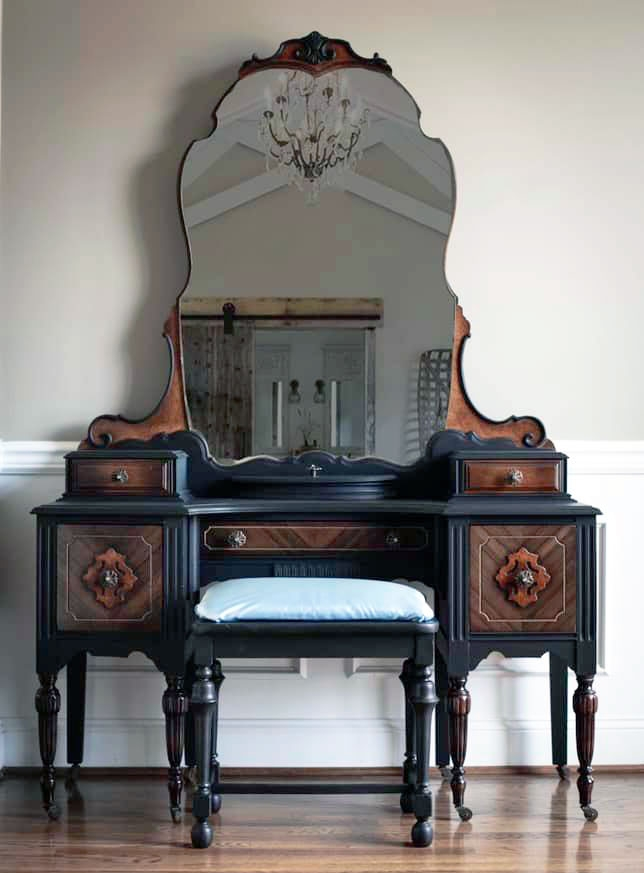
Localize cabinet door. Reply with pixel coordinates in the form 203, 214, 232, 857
57, 525, 163, 632
469, 524, 576, 634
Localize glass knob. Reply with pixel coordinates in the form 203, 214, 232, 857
113, 468, 129, 484
507, 468, 524, 486
227, 529, 247, 548
385, 531, 401, 548
100, 569, 120, 589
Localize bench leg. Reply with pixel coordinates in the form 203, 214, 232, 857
191, 663, 217, 849
409, 663, 438, 847
210, 660, 225, 814
399, 658, 416, 813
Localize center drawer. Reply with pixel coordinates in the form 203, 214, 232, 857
202, 523, 429, 553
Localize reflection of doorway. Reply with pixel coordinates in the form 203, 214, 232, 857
254, 329, 372, 457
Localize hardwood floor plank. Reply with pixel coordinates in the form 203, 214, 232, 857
0, 774, 642, 872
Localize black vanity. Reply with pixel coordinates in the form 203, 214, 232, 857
33, 31, 600, 849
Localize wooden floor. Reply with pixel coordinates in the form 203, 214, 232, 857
0, 772, 643, 872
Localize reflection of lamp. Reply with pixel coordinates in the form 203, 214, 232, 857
258, 71, 368, 204
313, 379, 326, 403
288, 379, 301, 404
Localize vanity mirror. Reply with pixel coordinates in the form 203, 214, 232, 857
85, 31, 549, 458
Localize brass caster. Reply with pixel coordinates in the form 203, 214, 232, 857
457, 805, 472, 822
170, 806, 181, 824
556, 765, 570, 781
439, 766, 452, 780
582, 806, 598, 822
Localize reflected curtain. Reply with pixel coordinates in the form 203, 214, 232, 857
182, 321, 254, 459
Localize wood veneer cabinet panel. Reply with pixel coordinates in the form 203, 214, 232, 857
57, 525, 163, 632
470, 525, 576, 634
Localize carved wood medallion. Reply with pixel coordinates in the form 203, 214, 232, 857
82, 547, 138, 609
495, 546, 551, 608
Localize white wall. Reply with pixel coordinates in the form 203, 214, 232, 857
2, 1, 644, 769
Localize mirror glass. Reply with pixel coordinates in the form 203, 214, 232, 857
180, 66, 456, 464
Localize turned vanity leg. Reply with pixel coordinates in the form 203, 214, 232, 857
398, 658, 416, 813
35, 672, 61, 820
447, 674, 472, 821
573, 673, 598, 821
191, 664, 217, 849
210, 660, 225, 814
65, 652, 86, 793
163, 674, 189, 823
550, 653, 569, 779
409, 663, 438, 847
435, 652, 450, 778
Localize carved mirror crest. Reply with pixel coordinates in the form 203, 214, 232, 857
85, 32, 550, 459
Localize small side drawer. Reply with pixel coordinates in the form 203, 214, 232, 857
203, 523, 429, 552
57, 524, 163, 632
462, 459, 562, 494
470, 524, 576, 634
65, 450, 187, 497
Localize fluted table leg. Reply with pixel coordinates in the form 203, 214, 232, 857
573, 673, 598, 821
447, 674, 472, 822
163, 674, 188, 823
35, 672, 61, 820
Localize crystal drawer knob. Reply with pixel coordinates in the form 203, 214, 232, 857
113, 468, 129, 484
100, 569, 120, 590
507, 468, 524, 487
385, 531, 401, 548
227, 529, 247, 548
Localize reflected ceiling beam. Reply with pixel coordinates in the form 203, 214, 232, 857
342, 172, 450, 235
184, 172, 287, 228
182, 132, 237, 188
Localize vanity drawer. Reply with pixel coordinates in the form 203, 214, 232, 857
57, 525, 163, 632
67, 458, 172, 496
469, 524, 576, 634
203, 523, 429, 553
462, 459, 562, 494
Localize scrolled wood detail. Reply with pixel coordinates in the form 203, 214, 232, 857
239, 31, 392, 78
82, 548, 138, 609
445, 306, 553, 448
495, 546, 551, 608
83, 306, 189, 449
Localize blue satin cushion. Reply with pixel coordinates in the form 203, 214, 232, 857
195, 577, 434, 623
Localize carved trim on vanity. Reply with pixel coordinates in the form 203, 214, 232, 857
445, 306, 553, 449
82, 548, 139, 609
83, 307, 189, 448
495, 547, 551, 608
239, 31, 393, 78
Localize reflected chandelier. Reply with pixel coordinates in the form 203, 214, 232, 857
258, 71, 369, 203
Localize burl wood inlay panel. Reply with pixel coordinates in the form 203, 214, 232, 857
57, 525, 163, 632
463, 460, 561, 494
68, 459, 172, 496
470, 525, 576, 634
203, 523, 429, 552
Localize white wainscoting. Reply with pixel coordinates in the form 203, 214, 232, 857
1, 439, 643, 768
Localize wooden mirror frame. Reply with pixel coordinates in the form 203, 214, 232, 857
83, 31, 551, 451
